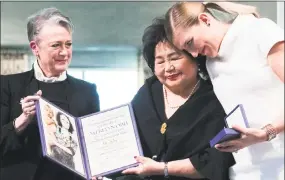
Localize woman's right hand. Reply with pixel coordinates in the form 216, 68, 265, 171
14, 90, 42, 133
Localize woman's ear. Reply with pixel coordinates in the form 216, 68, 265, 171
30, 41, 39, 56
198, 13, 211, 26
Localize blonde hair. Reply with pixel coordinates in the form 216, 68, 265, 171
165, 1, 260, 41
210, 2, 260, 18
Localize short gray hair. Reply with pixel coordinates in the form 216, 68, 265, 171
27, 7, 74, 42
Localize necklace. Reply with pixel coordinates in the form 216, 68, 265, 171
160, 79, 200, 135
163, 79, 200, 109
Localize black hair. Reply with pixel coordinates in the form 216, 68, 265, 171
56, 111, 74, 133
142, 17, 167, 72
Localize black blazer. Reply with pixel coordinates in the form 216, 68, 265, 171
0, 69, 100, 180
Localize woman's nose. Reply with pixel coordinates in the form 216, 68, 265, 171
165, 61, 175, 72
189, 49, 199, 58
59, 48, 68, 56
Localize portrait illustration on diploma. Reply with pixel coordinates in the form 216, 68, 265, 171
38, 99, 85, 176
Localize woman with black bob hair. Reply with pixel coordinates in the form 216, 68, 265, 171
121, 17, 235, 180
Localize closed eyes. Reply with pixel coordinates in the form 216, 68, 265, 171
186, 38, 193, 48
157, 60, 165, 64
169, 56, 182, 61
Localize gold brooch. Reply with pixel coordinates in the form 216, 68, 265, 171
160, 123, 167, 134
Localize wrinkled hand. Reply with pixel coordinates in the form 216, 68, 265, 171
14, 90, 42, 132
215, 125, 267, 152
20, 90, 42, 119
122, 156, 164, 176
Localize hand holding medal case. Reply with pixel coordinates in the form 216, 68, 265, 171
210, 104, 250, 147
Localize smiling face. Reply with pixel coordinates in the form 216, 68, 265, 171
30, 23, 72, 77
171, 13, 226, 58
154, 41, 198, 93
173, 25, 218, 58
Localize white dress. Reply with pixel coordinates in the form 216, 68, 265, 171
206, 14, 284, 180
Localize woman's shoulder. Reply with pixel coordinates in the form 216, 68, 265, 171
1, 70, 31, 81
67, 75, 98, 93
131, 75, 159, 102
255, 17, 280, 27
240, 16, 282, 38
1, 70, 32, 89
67, 75, 92, 87
142, 75, 160, 89
196, 79, 215, 98
195, 80, 225, 112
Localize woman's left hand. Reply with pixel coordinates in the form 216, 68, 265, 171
122, 156, 164, 176
215, 125, 267, 152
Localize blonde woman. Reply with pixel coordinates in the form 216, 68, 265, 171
164, 2, 284, 180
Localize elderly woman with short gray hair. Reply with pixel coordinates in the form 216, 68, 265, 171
0, 7, 100, 180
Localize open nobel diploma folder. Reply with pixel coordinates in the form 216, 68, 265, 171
36, 97, 143, 179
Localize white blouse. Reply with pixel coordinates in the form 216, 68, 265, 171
207, 15, 284, 180
34, 60, 67, 83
